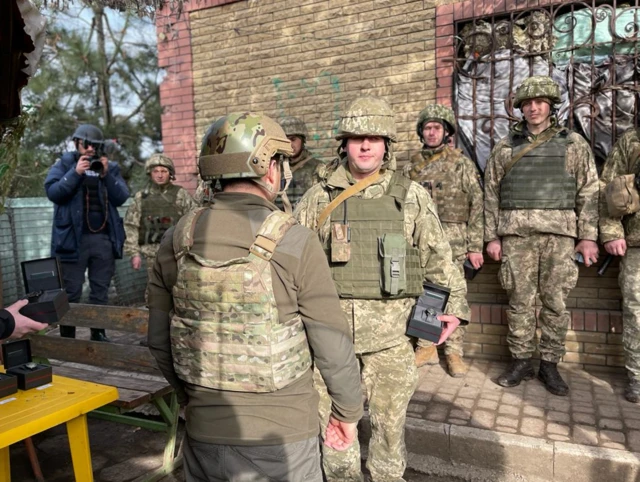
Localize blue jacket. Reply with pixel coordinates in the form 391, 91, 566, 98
45, 151, 130, 262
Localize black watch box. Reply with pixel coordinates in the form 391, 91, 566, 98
20, 257, 70, 324
406, 283, 451, 343
0, 373, 18, 399
1, 339, 52, 390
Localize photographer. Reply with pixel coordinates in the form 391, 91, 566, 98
44, 124, 129, 342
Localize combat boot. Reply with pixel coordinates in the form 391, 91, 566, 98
538, 360, 569, 396
446, 354, 468, 378
415, 345, 439, 367
496, 358, 535, 387
625, 379, 640, 403
90, 329, 111, 343
59, 325, 76, 338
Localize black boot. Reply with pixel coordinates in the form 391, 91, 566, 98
625, 379, 640, 403
496, 358, 535, 387
538, 360, 569, 396
90, 329, 111, 342
59, 325, 76, 338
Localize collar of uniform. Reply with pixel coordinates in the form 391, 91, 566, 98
149, 182, 173, 194
325, 160, 391, 191
289, 149, 310, 166
421, 145, 447, 160
211, 191, 279, 212
511, 116, 559, 140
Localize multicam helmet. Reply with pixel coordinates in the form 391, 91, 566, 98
336, 96, 397, 142
198, 112, 294, 181
514, 76, 562, 109
416, 104, 457, 139
72, 124, 104, 144
279, 116, 309, 139
145, 153, 175, 179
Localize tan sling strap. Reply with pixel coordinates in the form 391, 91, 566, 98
504, 127, 567, 175
317, 171, 382, 229
408, 148, 460, 180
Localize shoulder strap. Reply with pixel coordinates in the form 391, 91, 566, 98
250, 211, 298, 261
408, 148, 449, 180
317, 171, 381, 229
504, 127, 566, 175
387, 170, 413, 206
172, 207, 207, 260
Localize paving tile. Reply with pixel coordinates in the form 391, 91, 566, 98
407, 403, 427, 415
454, 397, 475, 409
598, 418, 623, 430
501, 393, 523, 406
572, 412, 596, 425
498, 404, 520, 416
573, 424, 599, 445
625, 418, 640, 430
496, 416, 518, 428
546, 399, 571, 412
548, 411, 570, 423
627, 430, 640, 451
572, 404, 595, 414
598, 404, 621, 418
476, 399, 498, 410
547, 422, 570, 436
601, 442, 626, 450
520, 417, 545, 437
600, 430, 625, 444
548, 434, 571, 441
470, 410, 495, 429
448, 418, 469, 426
424, 403, 449, 422
522, 405, 544, 417
449, 409, 471, 420
494, 425, 518, 434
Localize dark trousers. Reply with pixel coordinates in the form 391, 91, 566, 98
183, 435, 322, 482
60, 233, 115, 337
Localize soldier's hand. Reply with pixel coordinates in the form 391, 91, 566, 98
131, 255, 142, 270
605, 239, 627, 257
436, 314, 461, 346
324, 416, 357, 452
5, 299, 48, 339
486, 239, 502, 261
575, 239, 599, 267
76, 156, 91, 175
467, 252, 484, 269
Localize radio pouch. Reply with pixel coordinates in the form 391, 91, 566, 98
379, 233, 407, 296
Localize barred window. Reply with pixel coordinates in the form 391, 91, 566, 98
454, 0, 640, 172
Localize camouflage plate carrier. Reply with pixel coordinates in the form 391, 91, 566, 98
139, 184, 182, 245
170, 208, 312, 392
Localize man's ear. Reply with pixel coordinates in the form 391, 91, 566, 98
263, 158, 280, 191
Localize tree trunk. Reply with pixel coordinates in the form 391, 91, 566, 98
93, 5, 112, 127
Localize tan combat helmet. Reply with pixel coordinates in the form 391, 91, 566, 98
416, 104, 457, 141
198, 112, 295, 210
514, 75, 562, 110
145, 153, 176, 180
279, 116, 309, 140
336, 96, 397, 142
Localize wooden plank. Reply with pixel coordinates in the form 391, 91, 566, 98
50, 364, 172, 398
29, 336, 161, 375
60, 304, 149, 333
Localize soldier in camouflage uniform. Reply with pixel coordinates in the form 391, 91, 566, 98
599, 127, 640, 403
295, 96, 470, 482
404, 104, 484, 377
123, 154, 195, 282
147, 113, 363, 480
485, 76, 599, 396
279, 116, 323, 206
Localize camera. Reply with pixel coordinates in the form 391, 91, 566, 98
89, 155, 104, 173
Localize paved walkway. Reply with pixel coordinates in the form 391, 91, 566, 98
411, 358, 638, 452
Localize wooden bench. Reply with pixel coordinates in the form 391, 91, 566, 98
28, 303, 181, 482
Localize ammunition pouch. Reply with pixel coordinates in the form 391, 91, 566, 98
605, 174, 640, 218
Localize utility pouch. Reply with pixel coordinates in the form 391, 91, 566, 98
378, 233, 407, 295
331, 223, 351, 263
605, 174, 640, 217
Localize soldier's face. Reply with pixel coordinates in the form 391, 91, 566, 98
151, 166, 171, 186
422, 122, 446, 147
522, 99, 551, 127
287, 135, 303, 158
345, 136, 386, 179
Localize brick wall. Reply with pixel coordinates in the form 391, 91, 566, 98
155, 0, 626, 369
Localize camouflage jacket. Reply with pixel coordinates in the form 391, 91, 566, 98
404, 146, 484, 259
295, 160, 470, 354
484, 123, 599, 242
124, 183, 196, 258
286, 149, 323, 207
599, 128, 640, 245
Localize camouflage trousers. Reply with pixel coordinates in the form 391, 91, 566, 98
315, 341, 418, 482
499, 234, 578, 363
619, 248, 640, 381
138, 244, 160, 304
416, 257, 467, 356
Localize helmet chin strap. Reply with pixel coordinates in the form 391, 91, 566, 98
251, 159, 294, 214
